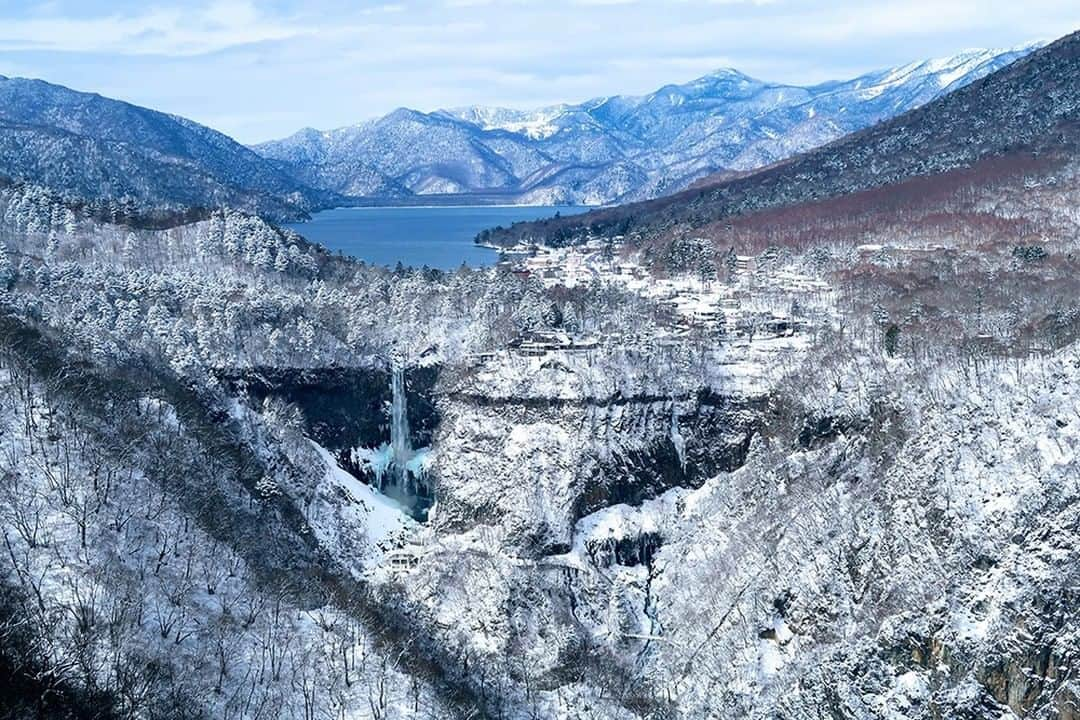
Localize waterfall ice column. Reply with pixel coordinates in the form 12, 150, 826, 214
376, 364, 434, 521
670, 398, 686, 470
389, 366, 413, 491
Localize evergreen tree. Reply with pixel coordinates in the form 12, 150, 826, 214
512, 291, 547, 332
884, 323, 901, 357
252, 245, 274, 271
122, 232, 138, 263
562, 302, 581, 333
0, 243, 13, 289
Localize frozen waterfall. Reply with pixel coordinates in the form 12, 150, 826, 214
349, 364, 435, 520
390, 366, 413, 479
369, 365, 433, 519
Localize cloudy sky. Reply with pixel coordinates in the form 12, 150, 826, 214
0, 0, 1075, 143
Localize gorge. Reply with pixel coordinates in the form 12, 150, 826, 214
0, 23, 1077, 720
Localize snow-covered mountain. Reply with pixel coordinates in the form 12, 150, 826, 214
256, 45, 1038, 205
487, 35, 1077, 249
0, 76, 333, 221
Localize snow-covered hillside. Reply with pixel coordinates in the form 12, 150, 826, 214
0, 77, 331, 221
488, 33, 1077, 249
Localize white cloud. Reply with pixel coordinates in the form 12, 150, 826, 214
0, 1, 310, 56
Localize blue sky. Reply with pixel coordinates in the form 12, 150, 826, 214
0, 1, 1076, 143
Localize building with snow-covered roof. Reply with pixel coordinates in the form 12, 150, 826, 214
386, 544, 425, 574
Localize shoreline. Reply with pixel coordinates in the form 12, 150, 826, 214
307, 203, 595, 212
474, 241, 531, 253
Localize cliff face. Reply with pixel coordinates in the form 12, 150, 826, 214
636, 355, 1079, 719
215, 363, 765, 556
377, 346, 1079, 720
430, 390, 763, 550
217, 365, 439, 464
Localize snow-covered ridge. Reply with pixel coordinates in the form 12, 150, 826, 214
440, 103, 572, 140
0, 75, 328, 221
255, 44, 1039, 206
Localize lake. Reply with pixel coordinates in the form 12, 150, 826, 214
287, 205, 591, 270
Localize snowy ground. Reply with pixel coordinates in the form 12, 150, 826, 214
0, 369, 447, 719
461, 242, 838, 401
307, 442, 417, 572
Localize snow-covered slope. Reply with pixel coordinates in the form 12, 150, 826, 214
0, 30, 1076, 720
0, 76, 331, 221
490, 33, 1076, 248
256, 45, 1037, 206
2, 123, 1078, 715
307, 442, 416, 569
565, 350, 1080, 718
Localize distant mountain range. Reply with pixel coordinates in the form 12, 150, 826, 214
255, 45, 1038, 206
484, 32, 1079, 248
0, 76, 332, 221
0, 44, 1041, 224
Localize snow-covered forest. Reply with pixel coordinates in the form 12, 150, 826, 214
1, 120, 1077, 720
1, 28, 1079, 720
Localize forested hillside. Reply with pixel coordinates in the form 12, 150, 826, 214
2, 99, 1079, 716
0, 76, 332, 222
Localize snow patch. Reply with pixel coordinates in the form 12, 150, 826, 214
310, 441, 415, 568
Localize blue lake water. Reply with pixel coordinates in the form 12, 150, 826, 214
287, 205, 591, 270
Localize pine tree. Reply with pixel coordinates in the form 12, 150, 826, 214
884, 324, 901, 357
873, 304, 890, 327
252, 245, 274, 271
562, 302, 580, 333
724, 246, 738, 281
63, 208, 77, 237
121, 232, 138, 263
0, 243, 13, 289
34, 264, 51, 289
512, 291, 547, 332
45, 233, 60, 262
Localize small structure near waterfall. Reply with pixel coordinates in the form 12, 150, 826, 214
511, 329, 600, 357
387, 545, 424, 573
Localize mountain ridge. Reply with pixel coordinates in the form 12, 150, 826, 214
0, 75, 334, 221
481, 32, 1078, 248
255, 44, 1039, 206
